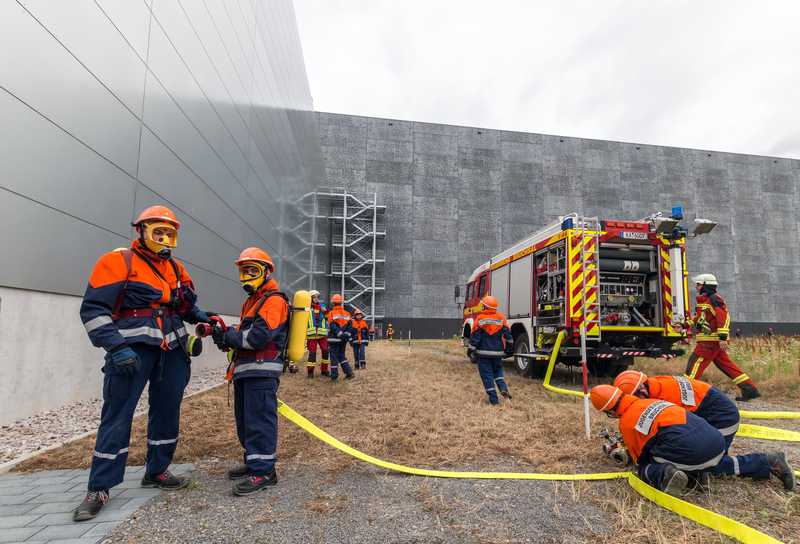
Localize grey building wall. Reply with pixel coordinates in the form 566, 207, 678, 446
0, 0, 322, 314
0, 0, 321, 424
317, 112, 800, 334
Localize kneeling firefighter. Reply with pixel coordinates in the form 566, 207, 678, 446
468, 295, 513, 405
74, 206, 215, 521
211, 247, 289, 496
590, 385, 795, 496
327, 294, 355, 381
614, 371, 739, 452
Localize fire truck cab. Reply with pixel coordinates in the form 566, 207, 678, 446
462, 212, 694, 377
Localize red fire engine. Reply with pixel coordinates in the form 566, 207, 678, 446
461, 212, 714, 378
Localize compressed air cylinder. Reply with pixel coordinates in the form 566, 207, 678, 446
287, 290, 311, 364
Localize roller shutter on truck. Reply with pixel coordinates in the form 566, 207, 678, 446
490, 265, 510, 315
509, 255, 532, 318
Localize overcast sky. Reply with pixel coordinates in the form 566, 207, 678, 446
294, 0, 800, 159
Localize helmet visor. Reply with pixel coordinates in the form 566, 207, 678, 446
143, 221, 178, 253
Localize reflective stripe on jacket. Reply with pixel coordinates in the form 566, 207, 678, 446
306, 305, 329, 338
80, 240, 198, 352
228, 279, 289, 380
468, 309, 512, 358
645, 376, 711, 410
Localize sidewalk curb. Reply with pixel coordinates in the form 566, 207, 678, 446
0, 381, 225, 474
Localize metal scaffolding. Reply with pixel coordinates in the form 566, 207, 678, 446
288, 187, 386, 327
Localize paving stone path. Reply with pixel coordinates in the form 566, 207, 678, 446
0, 464, 193, 544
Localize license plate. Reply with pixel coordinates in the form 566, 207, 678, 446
621, 231, 648, 240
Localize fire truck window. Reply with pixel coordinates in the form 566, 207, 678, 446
478, 275, 486, 296
466, 283, 473, 302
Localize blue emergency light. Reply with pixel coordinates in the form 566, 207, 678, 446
671, 206, 684, 220
561, 217, 574, 230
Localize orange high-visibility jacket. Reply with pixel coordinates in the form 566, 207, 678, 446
645, 376, 711, 412
327, 305, 353, 343
80, 240, 200, 352
351, 318, 370, 344
617, 396, 687, 463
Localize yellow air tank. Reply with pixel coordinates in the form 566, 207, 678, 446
287, 290, 311, 364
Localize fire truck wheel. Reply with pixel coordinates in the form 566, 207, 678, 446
513, 334, 530, 376
468, 349, 478, 364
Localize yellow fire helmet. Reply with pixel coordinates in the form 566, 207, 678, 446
141, 221, 178, 257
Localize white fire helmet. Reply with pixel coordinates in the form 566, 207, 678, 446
692, 273, 718, 286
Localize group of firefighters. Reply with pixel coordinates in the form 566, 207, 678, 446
73, 206, 374, 521
72, 205, 793, 523
467, 273, 795, 496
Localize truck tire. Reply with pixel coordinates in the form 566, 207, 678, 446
512, 334, 529, 375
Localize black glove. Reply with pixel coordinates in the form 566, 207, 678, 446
109, 346, 141, 377
212, 325, 228, 349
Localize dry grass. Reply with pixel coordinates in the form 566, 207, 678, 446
16, 338, 800, 543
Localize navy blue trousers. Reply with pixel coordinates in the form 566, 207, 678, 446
477, 357, 508, 404
234, 377, 279, 476
352, 343, 366, 367
88, 345, 189, 491
328, 340, 353, 380
694, 387, 740, 452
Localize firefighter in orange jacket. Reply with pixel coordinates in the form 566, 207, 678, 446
351, 309, 370, 369
327, 294, 355, 381
468, 295, 514, 404
614, 371, 740, 452
686, 274, 760, 401
591, 385, 795, 496
211, 247, 289, 496
306, 290, 330, 378
74, 206, 214, 521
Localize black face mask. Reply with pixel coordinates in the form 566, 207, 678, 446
157, 248, 172, 259
243, 283, 256, 295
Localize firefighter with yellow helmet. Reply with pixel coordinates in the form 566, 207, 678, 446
210, 247, 289, 495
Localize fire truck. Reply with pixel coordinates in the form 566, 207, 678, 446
461, 212, 715, 378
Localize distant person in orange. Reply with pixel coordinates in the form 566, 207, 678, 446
350, 309, 370, 369
386, 322, 394, 341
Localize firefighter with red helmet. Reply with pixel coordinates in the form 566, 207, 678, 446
468, 295, 513, 405
74, 206, 215, 521
327, 294, 355, 381
305, 290, 330, 378
590, 385, 795, 495
211, 247, 289, 495
686, 274, 760, 401
614, 370, 740, 452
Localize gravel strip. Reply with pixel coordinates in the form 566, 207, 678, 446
106, 460, 610, 544
0, 367, 224, 464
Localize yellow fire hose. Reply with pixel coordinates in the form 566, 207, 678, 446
541, 331, 800, 441
277, 399, 790, 544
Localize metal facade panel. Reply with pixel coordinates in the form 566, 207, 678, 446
1, 0, 323, 315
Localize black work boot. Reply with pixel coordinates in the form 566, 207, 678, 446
500, 389, 513, 400
735, 383, 761, 402
307, 367, 314, 379
73, 490, 109, 522
766, 452, 796, 491
661, 464, 689, 497
141, 470, 189, 490
345, 372, 355, 380
688, 471, 711, 492
227, 464, 249, 481
233, 471, 277, 496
